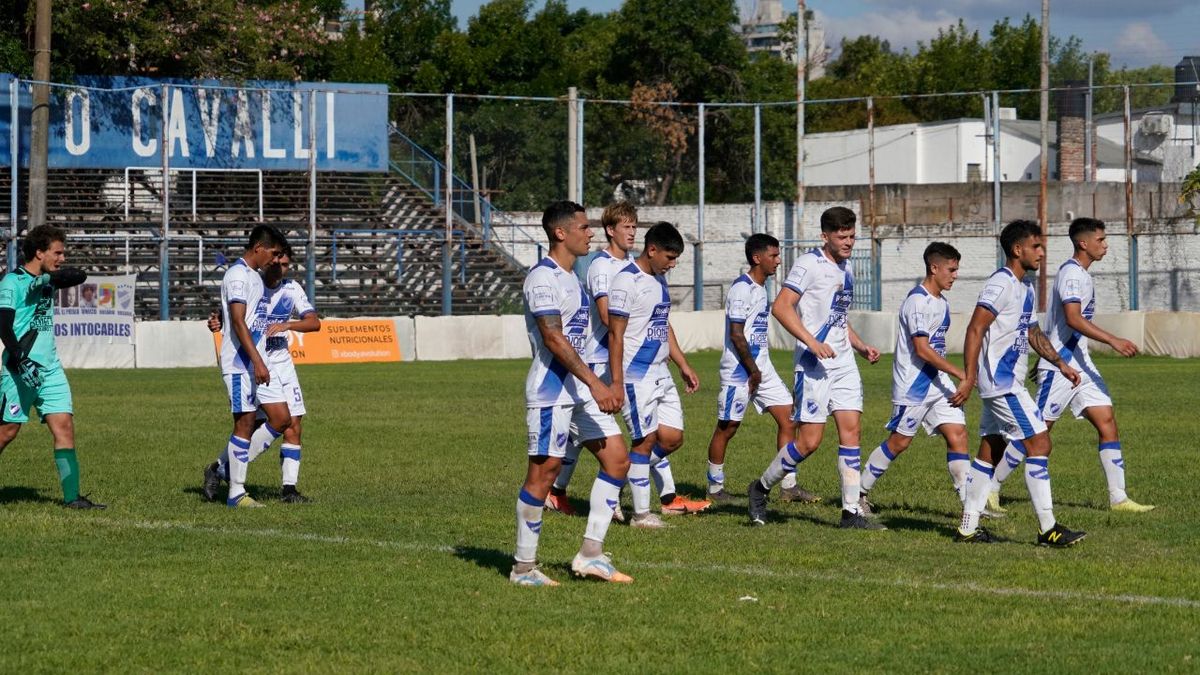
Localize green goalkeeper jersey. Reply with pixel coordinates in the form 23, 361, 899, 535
0, 267, 59, 370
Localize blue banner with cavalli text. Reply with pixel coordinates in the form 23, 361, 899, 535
0, 75, 388, 171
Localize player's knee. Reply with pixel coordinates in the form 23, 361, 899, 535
657, 434, 683, 452
0, 423, 19, 447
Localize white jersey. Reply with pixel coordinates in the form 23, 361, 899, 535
607, 261, 671, 383
219, 258, 269, 376
892, 284, 955, 405
1037, 259, 1097, 374
782, 248, 855, 371
584, 249, 629, 365
523, 257, 590, 407
975, 267, 1037, 399
262, 279, 317, 366
719, 274, 775, 385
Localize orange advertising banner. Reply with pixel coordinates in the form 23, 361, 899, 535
213, 319, 402, 364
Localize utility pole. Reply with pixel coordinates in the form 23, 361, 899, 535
28, 0, 51, 231
1037, 0, 1050, 311
795, 1, 807, 243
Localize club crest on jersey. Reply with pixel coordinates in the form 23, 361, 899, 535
555, 432, 569, 448
905, 417, 918, 429
805, 400, 819, 415
643, 414, 653, 427
734, 401, 746, 414
1049, 403, 1062, 414
8, 402, 19, 416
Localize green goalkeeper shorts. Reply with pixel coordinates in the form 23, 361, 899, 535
0, 365, 73, 424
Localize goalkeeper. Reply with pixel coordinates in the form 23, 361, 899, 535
0, 224, 103, 509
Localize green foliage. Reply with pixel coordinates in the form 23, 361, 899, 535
0, 356, 1196, 670
1181, 163, 1200, 221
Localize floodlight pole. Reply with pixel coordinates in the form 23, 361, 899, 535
8, 78, 17, 271
159, 84, 171, 320
443, 93, 454, 316
27, 0, 50, 232
795, 0, 807, 244
695, 102, 705, 311
306, 89, 317, 302
1037, 0, 1050, 312
754, 104, 762, 233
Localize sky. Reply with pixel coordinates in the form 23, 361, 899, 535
448, 0, 1200, 69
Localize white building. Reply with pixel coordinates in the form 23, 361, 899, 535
802, 115, 1160, 187
741, 0, 827, 78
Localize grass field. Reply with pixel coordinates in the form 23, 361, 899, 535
0, 352, 1197, 672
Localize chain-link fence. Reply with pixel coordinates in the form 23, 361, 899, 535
1, 76, 1197, 318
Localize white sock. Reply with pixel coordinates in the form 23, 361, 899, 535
515, 489, 545, 563
248, 423, 283, 463
280, 444, 301, 486
760, 442, 804, 489
860, 441, 896, 494
628, 451, 652, 515
990, 440, 1026, 495
946, 452, 971, 502
1025, 457, 1056, 532
226, 436, 251, 504
1099, 441, 1128, 504
584, 471, 624, 544
960, 458, 994, 534
553, 443, 583, 491
707, 461, 725, 494
837, 446, 862, 513
780, 471, 798, 490
650, 445, 676, 500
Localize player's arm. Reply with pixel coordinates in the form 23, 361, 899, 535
912, 336, 966, 381
847, 324, 880, 364
207, 308, 222, 333
953, 306, 996, 406
667, 325, 699, 393
771, 287, 834, 359
47, 268, 87, 289
0, 308, 40, 387
267, 311, 320, 336
1028, 323, 1080, 386
537, 314, 618, 413
1062, 302, 1138, 357
727, 320, 761, 394
593, 296, 611, 328
607, 312, 627, 408
228, 301, 270, 385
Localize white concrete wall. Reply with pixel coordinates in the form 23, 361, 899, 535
413, 315, 529, 361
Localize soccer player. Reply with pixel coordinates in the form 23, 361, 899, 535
201, 225, 291, 508
546, 200, 638, 520
608, 221, 707, 528
0, 225, 103, 509
984, 217, 1153, 513
704, 233, 819, 504
857, 242, 972, 509
955, 219, 1087, 546
205, 246, 320, 503
747, 206, 883, 530
511, 200, 632, 586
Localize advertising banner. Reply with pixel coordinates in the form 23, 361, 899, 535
53, 274, 137, 344
213, 318, 401, 365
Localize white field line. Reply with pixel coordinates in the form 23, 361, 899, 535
55, 517, 1200, 610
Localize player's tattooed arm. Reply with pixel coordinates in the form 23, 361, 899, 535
47, 268, 87, 289
728, 321, 761, 393
535, 314, 601, 388
1028, 323, 1081, 386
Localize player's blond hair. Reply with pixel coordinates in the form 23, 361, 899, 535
601, 201, 638, 241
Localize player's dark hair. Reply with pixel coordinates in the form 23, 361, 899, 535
247, 225, 287, 252
644, 221, 684, 254
999, 219, 1041, 259
22, 224, 67, 262
601, 201, 638, 242
541, 200, 586, 241
820, 206, 857, 233
1068, 217, 1105, 246
923, 241, 961, 275
745, 233, 780, 265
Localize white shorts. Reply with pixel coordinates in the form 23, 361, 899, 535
1036, 370, 1111, 421
257, 359, 306, 417
885, 398, 966, 437
792, 365, 863, 423
527, 397, 621, 458
224, 372, 286, 414
717, 370, 792, 422
979, 390, 1048, 441
622, 373, 683, 440
588, 361, 613, 385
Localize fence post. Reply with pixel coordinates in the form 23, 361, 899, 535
696, 102, 705, 312
7, 78, 17, 272
992, 91, 1003, 267
567, 87, 577, 204
1124, 85, 1138, 310
443, 93, 454, 316
753, 104, 762, 233
306, 89, 318, 302
159, 83, 171, 320
577, 97, 585, 204
795, 3, 807, 242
